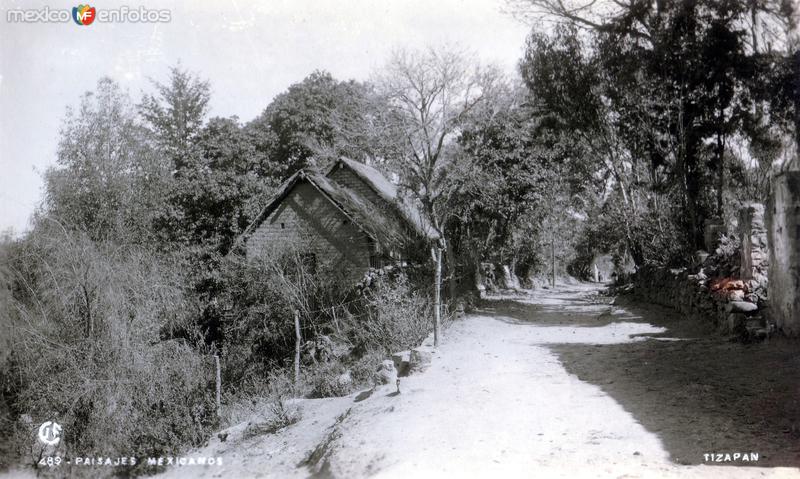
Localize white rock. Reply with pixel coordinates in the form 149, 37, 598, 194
728, 301, 758, 313
377, 360, 397, 385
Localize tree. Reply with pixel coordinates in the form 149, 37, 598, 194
374, 46, 501, 345
2, 221, 215, 465
139, 65, 211, 171
156, 116, 274, 254
247, 71, 376, 178
44, 78, 164, 243
451, 84, 539, 277
512, 0, 798, 253
520, 26, 654, 263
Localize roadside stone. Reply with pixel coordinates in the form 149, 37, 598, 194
392, 350, 411, 376
337, 371, 353, 388
727, 301, 758, 314
727, 289, 745, 302
744, 293, 759, 303
377, 360, 397, 385
409, 347, 433, 373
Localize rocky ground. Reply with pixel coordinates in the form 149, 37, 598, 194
153, 284, 800, 479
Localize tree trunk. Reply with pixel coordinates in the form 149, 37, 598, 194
432, 246, 442, 347
331, 306, 340, 334
82, 285, 94, 338
294, 309, 301, 385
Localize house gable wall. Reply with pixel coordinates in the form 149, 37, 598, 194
246, 180, 373, 281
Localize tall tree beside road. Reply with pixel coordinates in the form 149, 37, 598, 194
514, 0, 798, 257
374, 46, 501, 346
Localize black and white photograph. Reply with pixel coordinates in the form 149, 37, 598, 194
1, 0, 800, 477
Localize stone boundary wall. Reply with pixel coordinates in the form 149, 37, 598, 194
740, 203, 769, 286
632, 203, 770, 339
632, 266, 763, 337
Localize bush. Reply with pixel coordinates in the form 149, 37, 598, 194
216, 247, 354, 397
242, 397, 301, 439
220, 369, 299, 431
307, 362, 352, 398
347, 351, 383, 386
305, 350, 385, 398
351, 272, 432, 355
0, 227, 217, 470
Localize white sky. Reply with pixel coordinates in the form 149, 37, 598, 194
0, 0, 531, 235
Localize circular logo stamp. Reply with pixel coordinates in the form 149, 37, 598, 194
37, 421, 62, 446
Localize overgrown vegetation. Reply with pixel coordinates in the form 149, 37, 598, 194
1, 0, 797, 471
0, 223, 216, 469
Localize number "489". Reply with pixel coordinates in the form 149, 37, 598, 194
38, 456, 62, 467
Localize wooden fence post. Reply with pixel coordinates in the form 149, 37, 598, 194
294, 309, 301, 385
432, 246, 442, 348
551, 230, 556, 288
214, 354, 221, 418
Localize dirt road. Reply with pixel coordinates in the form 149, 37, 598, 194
162, 284, 800, 479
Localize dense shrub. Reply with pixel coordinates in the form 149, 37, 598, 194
220, 369, 297, 429
307, 362, 352, 398
305, 350, 384, 398
570, 190, 692, 275
346, 351, 383, 386
350, 271, 432, 355
215, 258, 297, 394
216, 248, 354, 397
238, 371, 301, 438
0, 226, 217, 470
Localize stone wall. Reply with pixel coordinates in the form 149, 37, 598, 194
633, 266, 763, 336
632, 203, 770, 339
740, 204, 768, 280
739, 203, 769, 302
766, 171, 800, 336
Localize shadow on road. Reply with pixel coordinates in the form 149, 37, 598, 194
480, 288, 800, 468
550, 296, 800, 468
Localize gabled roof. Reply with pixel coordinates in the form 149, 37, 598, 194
239, 162, 436, 253
309, 173, 408, 248
327, 157, 399, 204
326, 158, 439, 241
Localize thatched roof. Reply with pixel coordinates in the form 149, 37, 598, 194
240, 159, 437, 253
326, 158, 439, 241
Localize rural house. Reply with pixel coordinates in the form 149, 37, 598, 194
241, 157, 438, 281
